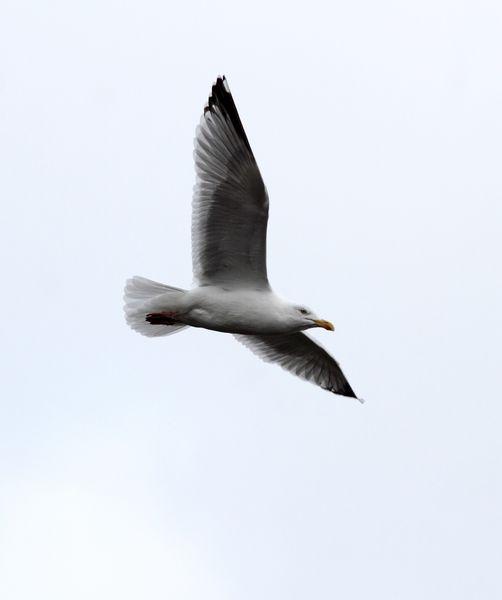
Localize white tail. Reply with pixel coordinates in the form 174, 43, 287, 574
123, 276, 188, 337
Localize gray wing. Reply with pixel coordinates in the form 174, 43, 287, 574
192, 76, 270, 289
235, 332, 360, 399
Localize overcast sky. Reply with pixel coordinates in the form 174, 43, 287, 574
1, 1, 501, 598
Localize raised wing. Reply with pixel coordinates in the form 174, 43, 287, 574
192, 76, 270, 288
235, 332, 360, 399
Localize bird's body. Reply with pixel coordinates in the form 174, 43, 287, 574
150, 286, 314, 335
124, 76, 360, 399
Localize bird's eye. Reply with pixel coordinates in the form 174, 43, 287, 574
299, 308, 308, 315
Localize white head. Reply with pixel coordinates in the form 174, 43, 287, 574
287, 303, 335, 332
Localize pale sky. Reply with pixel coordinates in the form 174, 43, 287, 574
1, 1, 501, 598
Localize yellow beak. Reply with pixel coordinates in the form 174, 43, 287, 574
314, 319, 335, 331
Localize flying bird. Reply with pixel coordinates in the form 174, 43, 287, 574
124, 76, 360, 400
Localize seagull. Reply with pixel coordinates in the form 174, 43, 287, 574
124, 76, 360, 400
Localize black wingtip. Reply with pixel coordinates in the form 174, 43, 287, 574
204, 75, 253, 154
330, 382, 360, 401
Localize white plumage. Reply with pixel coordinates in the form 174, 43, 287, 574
124, 76, 359, 399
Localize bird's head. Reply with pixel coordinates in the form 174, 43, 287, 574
288, 304, 335, 332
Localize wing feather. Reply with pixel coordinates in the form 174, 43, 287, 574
234, 332, 360, 399
192, 77, 269, 288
